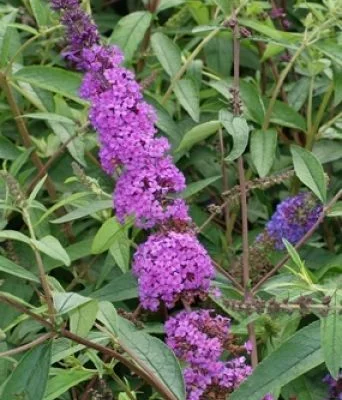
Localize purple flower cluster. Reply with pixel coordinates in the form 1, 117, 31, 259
324, 374, 342, 399
165, 310, 253, 400
50, 2, 268, 399
260, 192, 323, 250
133, 233, 214, 310
51, 0, 99, 69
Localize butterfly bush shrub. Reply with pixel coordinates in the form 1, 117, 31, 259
0, 0, 340, 399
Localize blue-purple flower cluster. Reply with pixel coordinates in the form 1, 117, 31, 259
324, 374, 342, 399
259, 192, 323, 250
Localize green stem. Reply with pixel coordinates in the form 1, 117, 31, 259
262, 42, 306, 130
23, 208, 55, 324
305, 76, 314, 149
5, 25, 62, 74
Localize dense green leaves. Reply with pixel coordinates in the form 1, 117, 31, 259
220, 111, 250, 161
177, 121, 221, 152
43, 370, 95, 400
110, 12, 152, 62
174, 79, 200, 122
291, 145, 327, 202
151, 33, 182, 77
230, 321, 323, 400
13, 67, 84, 103
251, 129, 277, 177
0, 255, 39, 282
321, 292, 342, 379
1, 342, 52, 400
118, 319, 186, 400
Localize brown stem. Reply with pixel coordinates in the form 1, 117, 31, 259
0, 332, 55, 357
26, 133, 78, 195
0, 72, 57, 200
212, 260, 244, 293
60, 329, 177, 400
218, 128, 232, 244
232, 16, 259, 368
0, 293, 53, 330
252, 190, 342, 293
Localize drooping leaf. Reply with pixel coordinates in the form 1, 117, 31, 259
151, 32, 182, 77
110, 12, 152, 62
109, 230, 130, 273
250, 129, 277, 177
291, 145, 327, 202
220, 111, 250, 161
0, 255, 39, 283
96, 301, 118, 335
53, 292, 92, 314
174, 79, 200, 122
180, 176, 221, 199
177, 121, 221, 152
321, 292, 342, 379
29, 0, 51, 28
118, 319, 186, 400
43, 370, 94, 400
32, 235, 71, 266
91, 217, 133, 254
230, 321, 323, 400
1, 342, 52, 400
51, 200, 112, 224
13, 67, 84, 104
70, 300, 98, 338
91, 272, 138, 302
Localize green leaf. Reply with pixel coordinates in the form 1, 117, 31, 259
32, 235, 71, 266
157, 0, 185, 12
51, 200, 112, 224
97, 301, 118, 335
0, 230, 31, 245
0, 12, 17, 66
109, 230, 130, 274
0, 136, 21, 160
230, 321, 323, 400
22, 112, 75, 125
180, 176, 221, 199
53, 292, 92, 314
327, 202, 342, 217
0, 255, 39, 283
321, 292, 342, 379
177, 121, 221, 152
213, 0, 232, 15
250, 129, 277, 177
210, 80, 265, 124
174, 79, 200, 122
151, 32, 181, 77
333, 68, 342, 107
92, 273, 138, 302
70, 300, 98, 338
43, 370, 94, 400
118, 320, 186, 400
91, 217, 132, 254
290, 145, 327, 202
265, 99, 307, 131
282, 376, 327, 400
204, 33, 232, 77
109, 12, 152, 62
1, 342, 52, 400
239, 18, 301, 43
29, 0, 50, 28
220, 111, 250, 161
13, 67, 84, 104
28, 175, 48, 203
